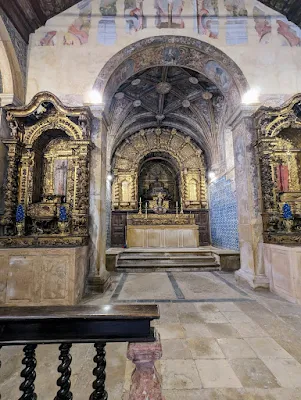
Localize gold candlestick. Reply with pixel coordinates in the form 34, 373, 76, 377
176, 201, 179, 216
145, 201, 148, 219
138, 197, 142, 214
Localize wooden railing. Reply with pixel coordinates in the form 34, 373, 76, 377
0, 304, 160, 400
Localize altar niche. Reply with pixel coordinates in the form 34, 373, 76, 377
110, 127, 210, 247
0, 92, 92, 247
138, 153, 180, 212
255, 94, 301, 245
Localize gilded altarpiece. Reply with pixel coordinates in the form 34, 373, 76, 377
111, 128, 208, 210
0, 92, 92, 247
255, 94, 301, 244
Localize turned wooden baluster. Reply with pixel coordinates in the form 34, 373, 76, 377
89, 343, 108, 400
55, 343, 73, 400
19, 344, 37, 400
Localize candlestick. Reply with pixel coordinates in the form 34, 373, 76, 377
176, 201, 178, 216
138, 197, 142, 214
180, 201, 184, 214
145, 201, 148, 219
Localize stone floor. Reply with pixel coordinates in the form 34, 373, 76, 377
2, 271, 301, 399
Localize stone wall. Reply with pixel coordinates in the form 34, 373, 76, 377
209, 175, 239, 250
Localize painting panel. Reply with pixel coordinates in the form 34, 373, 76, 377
98, 0, 117, 44
155, 0, 185, 29
64, 0, 92, 45
124, 0, 146, 33
196, 0, 219, 39
224, 0, 247, 45
54, 159, 68, 196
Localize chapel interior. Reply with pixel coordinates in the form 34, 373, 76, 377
1, 0, 301, 399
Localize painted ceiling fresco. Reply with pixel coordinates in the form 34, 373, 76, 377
0, 0, 301, 43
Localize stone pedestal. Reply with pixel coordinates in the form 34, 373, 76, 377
127, 331, 164, 400
263, 243, 301, 304
0, 246, 88, 305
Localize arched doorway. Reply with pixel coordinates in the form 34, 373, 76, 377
95, 36, 248, 251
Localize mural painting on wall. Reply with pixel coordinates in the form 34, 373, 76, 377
253, 6, 271, 44
39, 31, 57, 46
64, 0, 92, 45
195, 0, 219, 39
98, 0, 117, 45
154, 0, 185, 29
204, 61, 230, 92
277, 18, 301, 47
224, 0, 248, 45
125, 0, 146, 33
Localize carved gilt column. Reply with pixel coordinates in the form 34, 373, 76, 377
88, 105, 111, 292
229, 106, 269, 289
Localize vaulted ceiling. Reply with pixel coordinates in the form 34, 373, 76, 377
108, 65, 226, 165
0, 0, 300, 43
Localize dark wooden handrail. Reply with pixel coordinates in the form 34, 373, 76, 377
0, 304, 160, 399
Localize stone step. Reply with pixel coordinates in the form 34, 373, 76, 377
117, 266, 221, 272
119, 254, 214, 260
117, 259, 218, 267
119, 251, 212, 259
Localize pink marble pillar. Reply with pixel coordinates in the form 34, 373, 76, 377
127, 331, 164, 400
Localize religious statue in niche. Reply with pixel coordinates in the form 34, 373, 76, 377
224, 0, 248, 45
189, 179, 198, 201
54, 159, 68, 196
64, 0, 91, 45
196, 0, 219, 39
154, 0, 185, 29
253, 6, 271, 44
124, 0, 146, 33
121, 180, 131, 202
98, 0, 117, 45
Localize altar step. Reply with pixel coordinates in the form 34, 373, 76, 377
116, 251, 220, 272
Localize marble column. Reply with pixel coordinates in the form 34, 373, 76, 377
88, 104, 111, 292
228, 106, 269, 289
127, 331, 164, 400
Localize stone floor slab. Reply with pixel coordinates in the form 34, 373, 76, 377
229, 358, 280, 389
207, 323, 241, 338
195, 359, 242, 388
246, 337, 294, 359
157, 323, 186, 339
162, 339, 193, 359
183, 323, 213, 338
186, 337, 225, 359
262, 358, 301, 388
217, 338, 257, 359
161, 360, 202, 389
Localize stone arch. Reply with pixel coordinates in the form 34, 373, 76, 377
0, 16, 25, 103
94, 35, 248, 115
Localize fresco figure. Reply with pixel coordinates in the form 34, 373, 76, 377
98, 0, 118, 45
125, 0, 146, 33
196, 0, 219, 39
277, 19, 301, 47
205, 61, 230, 92
224, 0, 247, 17
253, 6, 271, 44
155, 0, 185, 29
39, 31, 57, 46
64, 0, 91, 45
